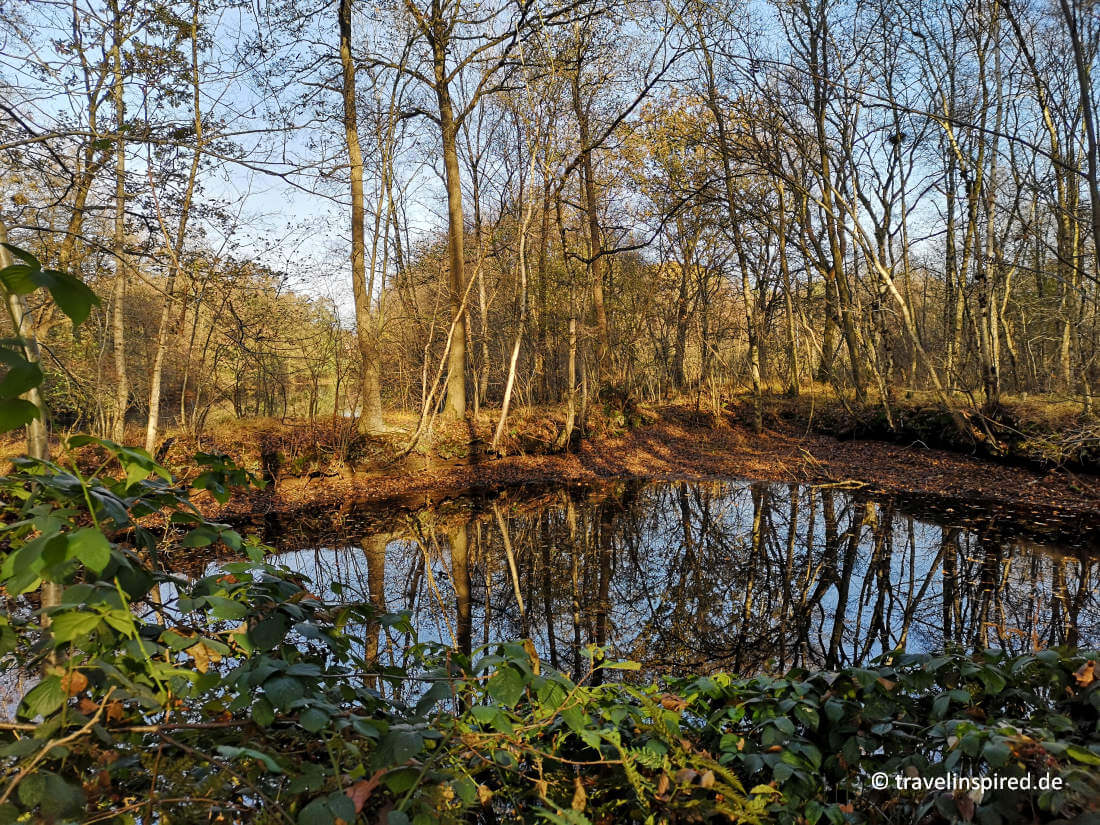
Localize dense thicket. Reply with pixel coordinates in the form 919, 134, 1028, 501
1, 0, 1098, 449
0, 440, 1097, 824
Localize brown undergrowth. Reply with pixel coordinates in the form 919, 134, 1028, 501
201, 402, 1100, 553
2, 397, 1098, 549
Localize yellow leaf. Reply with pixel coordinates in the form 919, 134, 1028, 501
570, 776, 586, 811
186, 641, 222, 674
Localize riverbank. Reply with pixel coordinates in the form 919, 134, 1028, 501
4, 395, 1097, 545
200, 401, 1099, 550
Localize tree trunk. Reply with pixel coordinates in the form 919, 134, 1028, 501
339, 0, 385, 432
145, 0, 203, 452
436, 56, 468, 420
570, 70, 611, 383
109, 9, 128, 443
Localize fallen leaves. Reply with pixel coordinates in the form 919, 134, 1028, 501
660, 694, 689, 712
345, 771, 384, 814
570, 776, 586, 811
205, 405, 1100, 559
61, 670, 88, 696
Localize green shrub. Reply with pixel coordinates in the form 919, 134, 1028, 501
0, 442, 1097, 824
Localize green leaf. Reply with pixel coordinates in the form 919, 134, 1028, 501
216, 745, 284, 773
252, 696, 275, 727
978, 669, 1007, 695
16, 773, 46, 806
1, 243, 40, 270
487, 665, 525, 707
772, 715, 796, 735
67, 528, 112, 573
379, 726, 422, 764
264, 675, 305, 710
249, 615, 288, 651
1065, 745, 1100, 766
18, 675, 66, 719
794, 704, 820, 730
983, 740, 1012, 767
0, 619, 15, 657
38, 774, 85, 819
328, 793, 355, 823
39, 269, 98, 326
0, 263, 36, 294
49, 610, 102, 642
184, 524, 221, 547
299, 707, 329, 733
561, 704, 587, 732
602, 660, 641, 670
298, 798, 333, 825
414, 679, 453, 716
0, 398, 39, 432
0, 357, 41, 399
205, 596, 247, 620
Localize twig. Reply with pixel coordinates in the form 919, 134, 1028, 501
0, 688, 114, 806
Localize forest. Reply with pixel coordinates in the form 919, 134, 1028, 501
1, 0, 1098, 457
1, 0, 1100, 823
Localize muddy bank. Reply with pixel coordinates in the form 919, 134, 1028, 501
215, 405, 1100, 551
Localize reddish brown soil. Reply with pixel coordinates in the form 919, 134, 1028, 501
216, 406, 1100, 548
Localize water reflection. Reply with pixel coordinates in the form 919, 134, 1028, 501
271, 479, 1100, 678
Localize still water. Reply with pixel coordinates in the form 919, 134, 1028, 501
264, 477, 1100, 678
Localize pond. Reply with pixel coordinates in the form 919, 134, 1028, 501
260, 477, 1100, 679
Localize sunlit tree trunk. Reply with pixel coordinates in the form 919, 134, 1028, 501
109, 0, 128, 443
339, 0, 385, 432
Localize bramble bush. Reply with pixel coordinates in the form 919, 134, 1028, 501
0, 439, 1097, 824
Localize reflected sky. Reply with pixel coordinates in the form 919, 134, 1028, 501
266, 478, 1100, 678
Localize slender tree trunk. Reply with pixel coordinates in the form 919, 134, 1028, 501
0, 220, 60, 658
492, 198, 533, 452
570, 69, 611, 383
778, 185, 800, 396
436, 50, 468, 420
145, 0, 203, 452
363, 533, 387, 691
1059, 0, 1100, 279
109, 7, 128, 443
339, 0, 385, 432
